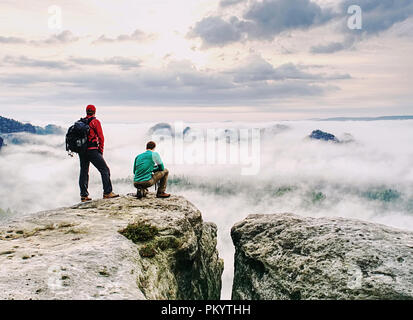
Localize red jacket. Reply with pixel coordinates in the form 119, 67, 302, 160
86, 115, 104, 154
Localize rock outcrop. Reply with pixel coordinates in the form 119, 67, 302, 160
148, 123, 174, 137
309, 130, 339, 143
0, 136, 3, 150
231, 213, 413, 300
0, 195, 223, 300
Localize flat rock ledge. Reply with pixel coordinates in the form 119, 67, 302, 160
0, 195, 223, 300
231, 213, 413, 300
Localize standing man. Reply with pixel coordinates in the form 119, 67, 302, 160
79, 105, 119, 202
133, 141, 170, 199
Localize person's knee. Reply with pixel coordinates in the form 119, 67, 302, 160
97, 164, 110, 175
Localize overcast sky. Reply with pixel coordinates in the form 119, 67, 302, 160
0, 0, 412, 123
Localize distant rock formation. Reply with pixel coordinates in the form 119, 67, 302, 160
148, 123, 195, 139
148, 123, 174, 137
309, 130, 339, 143
183, 126, 191, 137
231, 213, 413, 300
0, 136, 3, 150
35, 124, 65, 135
0, 195, 223, 300
319, 115, 413, 121
0, 116, 64, 136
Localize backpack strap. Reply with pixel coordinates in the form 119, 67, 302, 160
87, 117, 96, 124
84, 117, 98, 148
80, 117, 95, 125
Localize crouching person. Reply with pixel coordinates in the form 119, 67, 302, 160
133, 141, 170, 199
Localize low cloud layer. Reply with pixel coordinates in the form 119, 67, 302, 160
1, 119, 413, 299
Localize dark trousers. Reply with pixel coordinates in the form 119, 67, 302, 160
79, 149, 113, 197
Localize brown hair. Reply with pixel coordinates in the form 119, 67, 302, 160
146, 141, 156, 150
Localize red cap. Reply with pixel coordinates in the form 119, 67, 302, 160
86, 105, 96, 114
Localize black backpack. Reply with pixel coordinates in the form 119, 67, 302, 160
65, 117, 95, 154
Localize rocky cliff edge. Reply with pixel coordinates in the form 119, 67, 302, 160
0, 195, 223, 300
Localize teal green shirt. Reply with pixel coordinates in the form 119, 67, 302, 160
133, 150, 165, 182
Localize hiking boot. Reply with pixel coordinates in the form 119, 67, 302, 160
136, 188, 143, 199
136, 188, 149, 199
103, 192, 119, 199
81, 196, 92, 202
156, 192, 171, 199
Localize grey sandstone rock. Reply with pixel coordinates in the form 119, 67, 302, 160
231, 213, 413, 300
0, 195, 223, 300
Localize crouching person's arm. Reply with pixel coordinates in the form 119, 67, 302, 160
153, 152, 165, 172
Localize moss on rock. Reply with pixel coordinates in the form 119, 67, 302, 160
157, 236, 182, 251
119, 222, 159, 243
119, 223, 183, 259
139, 242, 158, 258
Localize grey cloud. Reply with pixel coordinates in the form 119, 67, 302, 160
42, 30, 78, 44
310, 37, 357, 54
243, 0, 335, 39
311, 41, 346, 54
94, 29, 154, 44
0, 30, 79, 46
0, 56, 347, 106
192, 0, 413, 52
228, 56, 351, 82
2, 55, 71, 70
68, 56, 141, 70
312, 0, 413, 54
188, 16, 245, 47
37, 73, 327, 105
340, 0, 413, 34
220, 0, 246, 7
272, 62, 351, 81
2, 55, 141, 71
191, 0, 336, 47
0, 36, 26, 44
